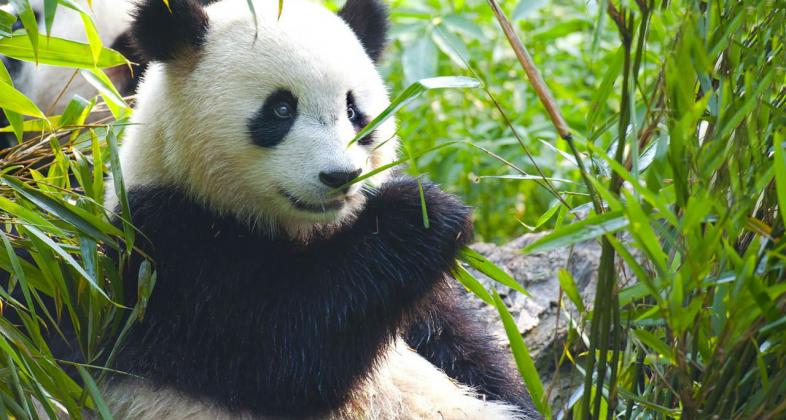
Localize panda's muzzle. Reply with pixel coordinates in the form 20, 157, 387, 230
277, 188, 346, 213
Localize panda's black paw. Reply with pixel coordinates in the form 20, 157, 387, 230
364, 177, 474, 250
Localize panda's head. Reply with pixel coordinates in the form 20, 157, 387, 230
122, 0, 397, 237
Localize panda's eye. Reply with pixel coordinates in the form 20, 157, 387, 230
346, 91, 366, 127
347, 104, 358, 122
273, 102, 293, 119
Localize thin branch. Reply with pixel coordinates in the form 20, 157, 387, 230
485, 0, 604, 214
486, 0, 570, 140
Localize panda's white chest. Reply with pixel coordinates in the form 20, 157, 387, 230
100, 338, 521, 420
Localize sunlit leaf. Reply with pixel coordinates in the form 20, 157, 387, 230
458, 246, 529, 296
522, 210, 628, 254
0, 34, 128, 69
0, 79, 45, 118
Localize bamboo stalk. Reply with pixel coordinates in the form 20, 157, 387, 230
485, 0, 603, 215
485, 0, 571, 140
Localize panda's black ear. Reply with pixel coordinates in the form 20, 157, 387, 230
131, 0, 210, 62
338, 0, 390, 62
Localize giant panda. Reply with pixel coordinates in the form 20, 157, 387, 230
102, 0, 541, 418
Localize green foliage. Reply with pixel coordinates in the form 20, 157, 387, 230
0, 3, 144, 418
0, 121, 151, 419
385, 0, 786, 418
384, 0, 605, 241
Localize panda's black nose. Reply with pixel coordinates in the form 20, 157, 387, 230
319, 168, 362, 189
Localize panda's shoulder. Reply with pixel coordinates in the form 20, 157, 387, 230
120, 185, 258, 253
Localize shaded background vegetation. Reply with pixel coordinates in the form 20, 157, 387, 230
0, 0, 785, 418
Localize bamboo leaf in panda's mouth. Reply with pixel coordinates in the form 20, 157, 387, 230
346, 76, 481, 148
330, 141, 458, 194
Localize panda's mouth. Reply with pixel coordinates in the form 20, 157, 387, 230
278, 188, 345, 213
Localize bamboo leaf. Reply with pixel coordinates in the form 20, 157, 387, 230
0, 79, 45, 118
0, 34, 128, 69
107, 129, 136, 252
9, 0, 38, 61
76, 366, 113, 420
632, 329, 675, 365
346, 77, 480, 147
774, 133, 786, 228
491, 290, 550, 418
458, 246, 529, 296
21, 224, 110, 301
523, 210, 628, 254
557, 269, 584, 312
0, 9, 15, 37
44, 0, 57, 36
0, 175, 121, 248
451, 263, 494, 305
80, 69, 129, 117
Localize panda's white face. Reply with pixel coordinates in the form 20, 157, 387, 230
121, 0, 398, 236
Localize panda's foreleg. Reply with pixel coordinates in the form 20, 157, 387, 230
405, 284, 543, 418
236, 178, 474, 415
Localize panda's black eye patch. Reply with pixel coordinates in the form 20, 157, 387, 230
248, 89, 298, 148
347, 91, 373, 146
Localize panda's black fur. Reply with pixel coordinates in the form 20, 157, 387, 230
338, 0, 390, 63
407, 287, 540, 411
130, 0, 211, 62
113, 179, 468, 415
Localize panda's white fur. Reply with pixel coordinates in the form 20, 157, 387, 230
112, 0, 398, 238
102, 0, 535, 418
0, 0, 135, 111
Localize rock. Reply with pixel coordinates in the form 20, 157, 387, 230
465, 233, 602, 409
